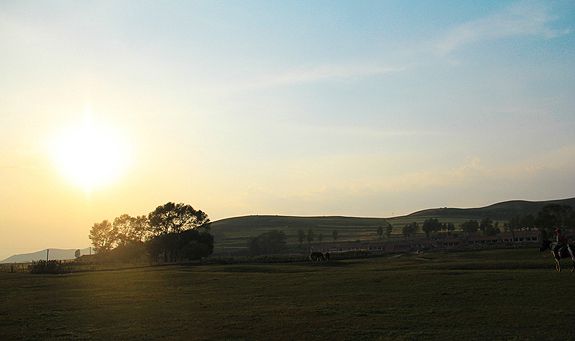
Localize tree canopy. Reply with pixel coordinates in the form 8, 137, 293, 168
422, 218, 442, 238
402, 222, 418, 238
148, 202, 210, 236
89, 202, 213, 263
89, 220, 118, 253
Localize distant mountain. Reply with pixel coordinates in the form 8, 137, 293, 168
0, 248, 92, 264
405, 197, 575, 220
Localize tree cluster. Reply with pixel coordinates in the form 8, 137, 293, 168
376, 223, 393, 239
505, 204, 575, 237
89, 202, 213, 263
460, 218, 501, 236
422, 218, 442, 238
248, 230, 287, 255
402, 222, 418, 238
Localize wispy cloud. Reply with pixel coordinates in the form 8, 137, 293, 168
436, 1, 571, 55
199, 63, 406, 96
253, 64, 405, 88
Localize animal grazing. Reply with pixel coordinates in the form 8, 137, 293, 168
540, 239, 575, 272
309, 251, 330, 262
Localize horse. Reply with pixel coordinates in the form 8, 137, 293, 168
540, 239, 575, 272
309, 252, 328, 262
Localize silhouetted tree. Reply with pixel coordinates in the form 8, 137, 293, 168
131, 215, 150, 241
377, 226, 384, 239
306, 228, 315, 245
147, 202, 211, 262
113, 214, 149, 245
248, 231, 287, 255
480, 217, 500, 236
445, 222, 455, 235
422, 218, 441, 238
298, 229, 306, 246
535, 204, 574, 230
479, 218, 494, 234
148, 202, 210, 236
147, 229, 213, 262
460, 220, 479, 235
179, 229, 214, 260
385, 223, 393, 238
89, 220, 118, 253
402, 222, 418, 238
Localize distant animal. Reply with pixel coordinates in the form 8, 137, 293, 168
309, 252, 328, 262
540, 239, 575, 272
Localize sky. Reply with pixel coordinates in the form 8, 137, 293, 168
1, 0, 574, 259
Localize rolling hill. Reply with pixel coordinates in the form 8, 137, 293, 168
0, 248, 92, 264
405, 197, 575, 220
210, 197, 575, 253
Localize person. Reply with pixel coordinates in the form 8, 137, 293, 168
554, 227, 569, 256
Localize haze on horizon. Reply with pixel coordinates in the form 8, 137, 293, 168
1, 0, 574, 260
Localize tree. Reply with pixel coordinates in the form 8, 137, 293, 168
402, 222, 418, 238
148, 228, 213, 262
113, 214, 150, 246
148, 202, 210, 236
479, 218, 493, 234
248, 231, 287, 255
445, 222, 455, 235
131, 215, 150, 241
480, 217, 500, 236
460, 220, 479, 234
377, 226, 384, 239
147, 202, 211, 262
332, 230, 339, 241
422, 218, 442, 238
89, 220, 118, 253
179, 229, 214, 260
521, 214, 535, 230
535, 204, 574, 230
306, 228, 315, 245
385, 223, 393, 239
298, 229, 306, 246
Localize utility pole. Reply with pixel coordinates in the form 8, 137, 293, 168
46, 249, 49, 261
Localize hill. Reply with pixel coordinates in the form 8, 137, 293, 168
0, 248, 92, 264
404, 197, 575, 220
210, 197, 575, 253
210, 215, 391, 253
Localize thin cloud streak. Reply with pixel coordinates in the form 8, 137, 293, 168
254, 64, 405, 88
207, 63, 407, 96
436, 1, 571, 56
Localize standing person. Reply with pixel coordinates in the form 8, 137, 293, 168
554, 227, 568, 256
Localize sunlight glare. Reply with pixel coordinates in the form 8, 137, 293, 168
50, 109, 131, 193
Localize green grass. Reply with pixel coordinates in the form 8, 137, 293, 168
1, 248, 575, 340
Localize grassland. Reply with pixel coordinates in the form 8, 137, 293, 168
2, 248, 575, 340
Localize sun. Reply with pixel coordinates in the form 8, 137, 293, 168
50, 109, 131, 193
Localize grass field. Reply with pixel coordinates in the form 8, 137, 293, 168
1, 248, 574, 340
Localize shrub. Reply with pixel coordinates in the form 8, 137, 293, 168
29, 260, 69, 274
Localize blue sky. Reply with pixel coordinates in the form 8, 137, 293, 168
0, 0, 574, 257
